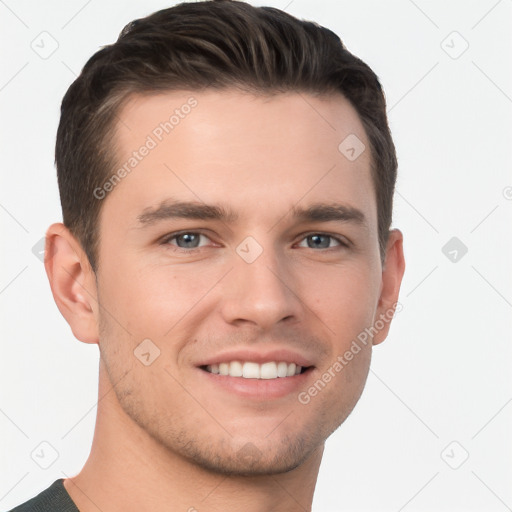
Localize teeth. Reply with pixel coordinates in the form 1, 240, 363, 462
277, 361, 288, 377
229, 361, 243, 377
260, 362, 277, 379
205, 361, 303, 379
242, 362, 260, 379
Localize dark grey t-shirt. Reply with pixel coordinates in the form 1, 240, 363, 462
8, 479, 79, 512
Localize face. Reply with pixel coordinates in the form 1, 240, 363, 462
92, 89, 398, 475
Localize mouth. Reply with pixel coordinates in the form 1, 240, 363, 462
197, 360, 315, 400
200, 361, 312, 379
195, 348, 316, 399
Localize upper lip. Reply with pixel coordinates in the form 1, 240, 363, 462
196, 347, 315, 368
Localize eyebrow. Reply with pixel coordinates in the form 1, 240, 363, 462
136, 199, 366, 228
137, 199, 239, 225
290, 202, 366, 226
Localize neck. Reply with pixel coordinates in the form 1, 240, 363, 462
64, 362, 324, 512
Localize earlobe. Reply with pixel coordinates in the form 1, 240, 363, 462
44, 223, 100, 344
372, 229, 406, 346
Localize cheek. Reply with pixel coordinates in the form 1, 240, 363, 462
309, 263, 378, 414
305, 261, 379, 343
98, 255, 225, 339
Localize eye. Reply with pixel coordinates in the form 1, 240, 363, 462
297, 233, 347, 250
162, 231, 212, 250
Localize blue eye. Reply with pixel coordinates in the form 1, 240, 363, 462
297, 234, 345, 249
161, 231, 347, 253
165, 232, 210, 249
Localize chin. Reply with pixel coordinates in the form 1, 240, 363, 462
170, 432, 318, 476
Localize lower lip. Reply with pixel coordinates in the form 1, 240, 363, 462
197, 367, 315, 400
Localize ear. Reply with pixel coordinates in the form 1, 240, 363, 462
44, 223, 99, 344
372, 229, 405, 346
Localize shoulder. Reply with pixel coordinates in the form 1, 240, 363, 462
7, 479, 80, 512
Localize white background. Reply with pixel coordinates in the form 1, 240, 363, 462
1, 1, 511, 510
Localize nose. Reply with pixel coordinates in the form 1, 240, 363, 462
219, 242, 303, 330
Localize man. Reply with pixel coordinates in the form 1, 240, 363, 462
10, 0, 405, 510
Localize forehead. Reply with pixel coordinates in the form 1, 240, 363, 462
103, 89, 376, 230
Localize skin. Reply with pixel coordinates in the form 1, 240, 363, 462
45, 90, 405, 512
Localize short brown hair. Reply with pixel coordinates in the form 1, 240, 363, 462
56, 0, 397, 271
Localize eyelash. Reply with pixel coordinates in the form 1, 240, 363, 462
160, 230, 350, 253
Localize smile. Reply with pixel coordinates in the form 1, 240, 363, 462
201, 361, 309, 379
